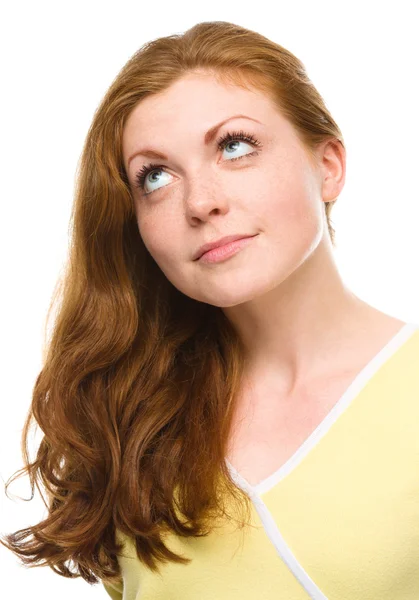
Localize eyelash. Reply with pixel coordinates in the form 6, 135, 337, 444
134, 130, 263, 196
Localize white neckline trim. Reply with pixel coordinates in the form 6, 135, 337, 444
226, 321, 419, 497
227, 466, 330, 599
253, 488, 330, 599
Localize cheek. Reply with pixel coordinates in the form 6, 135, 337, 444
257, 178, 314, 225
136, 213, 164, 260
261, 156, 320, 220
137, 216, 183, 271
257, 174, 323, 259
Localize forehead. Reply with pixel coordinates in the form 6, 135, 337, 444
128, 72, 272, 119
122, 73, 294, 157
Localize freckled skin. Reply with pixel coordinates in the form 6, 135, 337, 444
122, 72, 326, 305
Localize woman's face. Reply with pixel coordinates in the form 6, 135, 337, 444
122, 72, 332, 307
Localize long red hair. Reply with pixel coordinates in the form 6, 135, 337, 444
1, 20, 343, 585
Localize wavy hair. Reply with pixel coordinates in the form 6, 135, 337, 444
0, 20, 344, 586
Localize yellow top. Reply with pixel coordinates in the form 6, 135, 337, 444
103, 321, 419, 599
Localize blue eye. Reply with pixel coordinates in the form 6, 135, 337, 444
134, 129, 262, 196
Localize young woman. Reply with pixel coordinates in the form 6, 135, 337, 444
2, 20, 419, 600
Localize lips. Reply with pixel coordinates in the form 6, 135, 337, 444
193, 234, 256, 260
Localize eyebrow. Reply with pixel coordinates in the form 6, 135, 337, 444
126, 114, 262, 168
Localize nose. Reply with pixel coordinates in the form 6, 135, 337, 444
184, 174, 230, 224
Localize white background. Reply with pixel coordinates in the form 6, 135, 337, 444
1, 0, 418, 597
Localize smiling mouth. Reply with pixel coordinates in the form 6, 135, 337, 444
197, 234, 258, 264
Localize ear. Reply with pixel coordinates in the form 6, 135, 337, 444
317, 139, 346, 203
